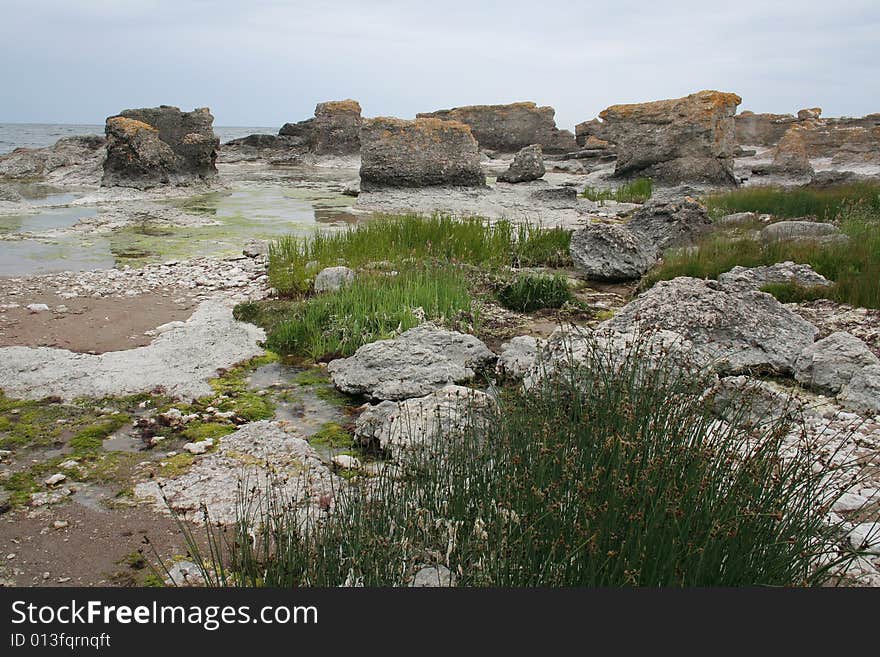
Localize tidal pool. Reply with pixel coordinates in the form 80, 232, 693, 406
0, 182, 366, 276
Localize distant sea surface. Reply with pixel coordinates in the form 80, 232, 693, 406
0, 124, 275, 155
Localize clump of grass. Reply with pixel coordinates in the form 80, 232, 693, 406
645, 201, 880, 309
758, 282, 832, 304
68, 415, 129, 453
582, 178, 653, 204
265, 267, 474, 360
704, 183, 880, 220
309, 422, 354, 449
497, 273, 572, 312
268, 214, 571, 295
168, 338, 858, 587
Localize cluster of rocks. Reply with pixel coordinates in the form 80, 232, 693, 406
0, 253, 269, 302
0, 136, 106, 184
569, 198, 712, 280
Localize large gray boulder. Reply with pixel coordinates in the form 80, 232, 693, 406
569, 222, 657, 282
327, 324, 496, 400
601, 277, 818, 375
102, 106, 219, 188
838, 365, 880, 415
592, 90, 742, 184
718, 262, 832, 293
313, 266, 355, 293
354, 384, 497, 460
359, 117, 485, 190
495, 335, 542, 380
760, 220, 846, 245
626, 198, 713, 252
417, 102, 577, 153
794, 332, 879, 394
497, 145, 545, 183
312, 100, 362, 155
769, 126, 814, 176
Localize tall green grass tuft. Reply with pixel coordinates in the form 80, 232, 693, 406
166, 338, 857, 586
582, 178, 653, 204
264, 267, 474, 360
645, 201, 880, 309
268, 214, 572, 296
704, 183, 880, 220
497, 273, 572, 312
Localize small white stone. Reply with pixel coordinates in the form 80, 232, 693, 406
59, 459, 79, 469
26, 303, 50, 313
183, 439, 214, 455
44, 473, 67, 487
52, 520, 69, 530
332, 454, 362, 470
833, 491, 869, 513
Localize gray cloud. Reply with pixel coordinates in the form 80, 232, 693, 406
0, 0, 877, 128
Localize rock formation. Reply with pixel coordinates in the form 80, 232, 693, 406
769, 125, 815, 176
591, 90, 742, 184
277, 99, 363, 155
417, 102, 577, 153
358, 117, 485, 190
734, 111, 798, 146
102, 106, 219, 188
497, 144, 545, 183
602, 277, 818, 375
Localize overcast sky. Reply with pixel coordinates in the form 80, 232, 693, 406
1, 0, 877, 129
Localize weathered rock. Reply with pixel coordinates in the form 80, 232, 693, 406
706, 375, 801, 427
838, 364, 880, 415
769, 126, 814, 176
102, 106, 218, 188
0, 183, 22, 201
798, 117, 880, 163
0, 135, 105, 180
798, 108, 822, 120
594, 90, 742, 184
760, 220, 846, 245
135, 421, 339, 524
522, 325, 696, 390
409, 564, 455, 587
496, 335, 542, 379
734, 111, 797, 147
219, 134, 306, 163
314, 266, 355, 293
718, 262, 832, 293
312, 100, 362, 155
417, 102, 577, 153
529, 186, 578, 205
626, 198, 713, 252
279, 117, 314, 139
794, 332, 879, 394
497, 144, 545, 183
354, 384, 497, 460
327, 324, 496, 400
602, 277, 818, 375
359, 117, 485, 190
569, 222, 657, 281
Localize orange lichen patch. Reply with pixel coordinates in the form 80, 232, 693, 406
600, 90, 742, 121
366, 116, 474, 136
317, 99, 361, 114
106, 116, 157, 137
181, 132, 209, 144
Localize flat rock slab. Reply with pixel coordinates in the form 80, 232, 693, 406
718, 261, 831, 293
135, 421, 339, 524
0, 300, 264, 400
601, 277, 818, 375
327, 324, 496, 401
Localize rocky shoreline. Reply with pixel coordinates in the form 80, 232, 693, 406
1, 91, 879, 587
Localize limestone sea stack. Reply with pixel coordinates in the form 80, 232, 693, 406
359, 117, 485, 190
591, 90, 742, 184
417, 102, 577, 153
278, 99, 363, 155
102, 105, 219, 188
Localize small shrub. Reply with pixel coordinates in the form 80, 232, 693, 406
497, 273, 572, 312
704, 183, 880, 220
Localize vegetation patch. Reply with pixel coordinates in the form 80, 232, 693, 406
69, 415, 130, 453
171, 342, 857, 586
268, 214, 571, 295
704, 182, 880, 220
261, 267, 474, 360
309, 422, 354, 449
644, 199, 880, 308
497, 273, 572, 312
582, 178, 653, 204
